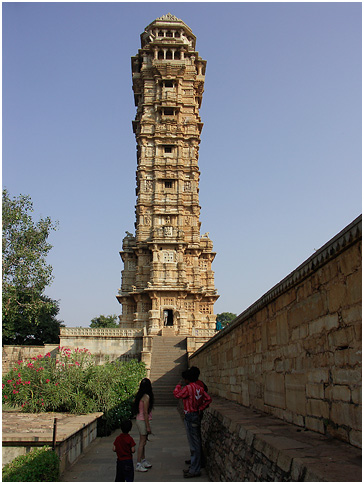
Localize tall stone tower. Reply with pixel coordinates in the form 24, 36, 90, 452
117, 14, 219, 336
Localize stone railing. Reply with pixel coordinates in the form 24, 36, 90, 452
191, 328, 217, 337
60, 328, 143, 338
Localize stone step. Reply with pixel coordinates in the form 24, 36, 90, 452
151, 370, 183, 377
149, 335, 187, 406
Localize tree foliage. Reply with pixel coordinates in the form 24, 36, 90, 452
216, 312, 237, 328
2, 189, 62, 344
90, 314, 119, 328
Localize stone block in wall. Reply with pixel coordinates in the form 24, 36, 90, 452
285, 373, 307, 415
276, 289, 296, 311
307, 398, 329, 419
351, 387, 361, 405
338, 244, 361, 276
327, 282, 347, 313
346, 270, 362, 306
241, 382, 250, 407
334, 347, 361, 367
287, 292, 327, 329
312, 258, 339, 287
332, 385, 351, 402
296, 279, 313, 302
331, 368, 361, 386
264, 373, 285, 409
276, 312, 289, 345
306, 383, 324, 399
331, 402, 362, 431
342, 305, 361, 325
308, 314, 338, 336
291, 323, 308, 341
329, 325, 356, 349
307, 368, 329, 384
304, 416, 325, 434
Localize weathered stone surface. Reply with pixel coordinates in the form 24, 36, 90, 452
191, 217, 362, 447
116, 16, 219, 338
202, 397, 362, 482
264, 373, 286, 409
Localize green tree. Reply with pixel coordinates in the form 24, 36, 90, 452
216, 312, 237, 328
90, 314, 119, 328
2, 189, 62, 344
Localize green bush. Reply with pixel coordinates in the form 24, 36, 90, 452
87, 358, 146, 435
3, 348, 146, 435
2, 446, 60, 482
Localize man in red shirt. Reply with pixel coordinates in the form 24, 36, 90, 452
173, 369, 212, 478
113, 419, 136, 482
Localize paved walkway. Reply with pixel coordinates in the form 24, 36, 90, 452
61, 406, 208, 482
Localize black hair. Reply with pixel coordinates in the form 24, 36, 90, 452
121, 419, 132, 434
132, 378, 154, 415
181, 370, 189, 380
188, 368, 198, 383
189, 366, 200, 379
189, 366, 208, 391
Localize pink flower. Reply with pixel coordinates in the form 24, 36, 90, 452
13, 390, 18, 394
45, 352, 51, 357
7, 379, 12, 383
55, 383, 59, 386
4, 395, 7, 399
2, 384, 4, 389
41, 403, 45, 406
75, 362, 80, 366
46, 379, 50, 383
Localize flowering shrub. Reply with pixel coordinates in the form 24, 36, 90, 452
2, 348, 146, 435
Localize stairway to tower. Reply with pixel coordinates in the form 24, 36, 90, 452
150, 335, 188, 406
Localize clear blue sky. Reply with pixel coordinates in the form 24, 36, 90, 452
3, 2, 362, 327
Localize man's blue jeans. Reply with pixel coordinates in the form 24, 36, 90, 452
184, 412, 202, 475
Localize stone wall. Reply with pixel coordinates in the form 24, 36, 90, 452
2, 329, 145, 374
191, 216, 362, 447
59, 328, 144, 364
2, 344, 59, 375
201, 396, 361, 482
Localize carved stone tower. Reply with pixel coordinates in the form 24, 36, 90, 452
117, 14, 219, 336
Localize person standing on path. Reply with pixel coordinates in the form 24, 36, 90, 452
173, 369, 212, 478
132, 378, 154, 473
185, 367, 209, 469
113, 419, 136, 482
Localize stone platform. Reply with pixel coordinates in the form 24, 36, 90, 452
2, 411, 103, 474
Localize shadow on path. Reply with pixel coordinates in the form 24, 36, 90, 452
61, 406, 209, 482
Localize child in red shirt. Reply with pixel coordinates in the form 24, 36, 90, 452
113, 420, 136, 482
